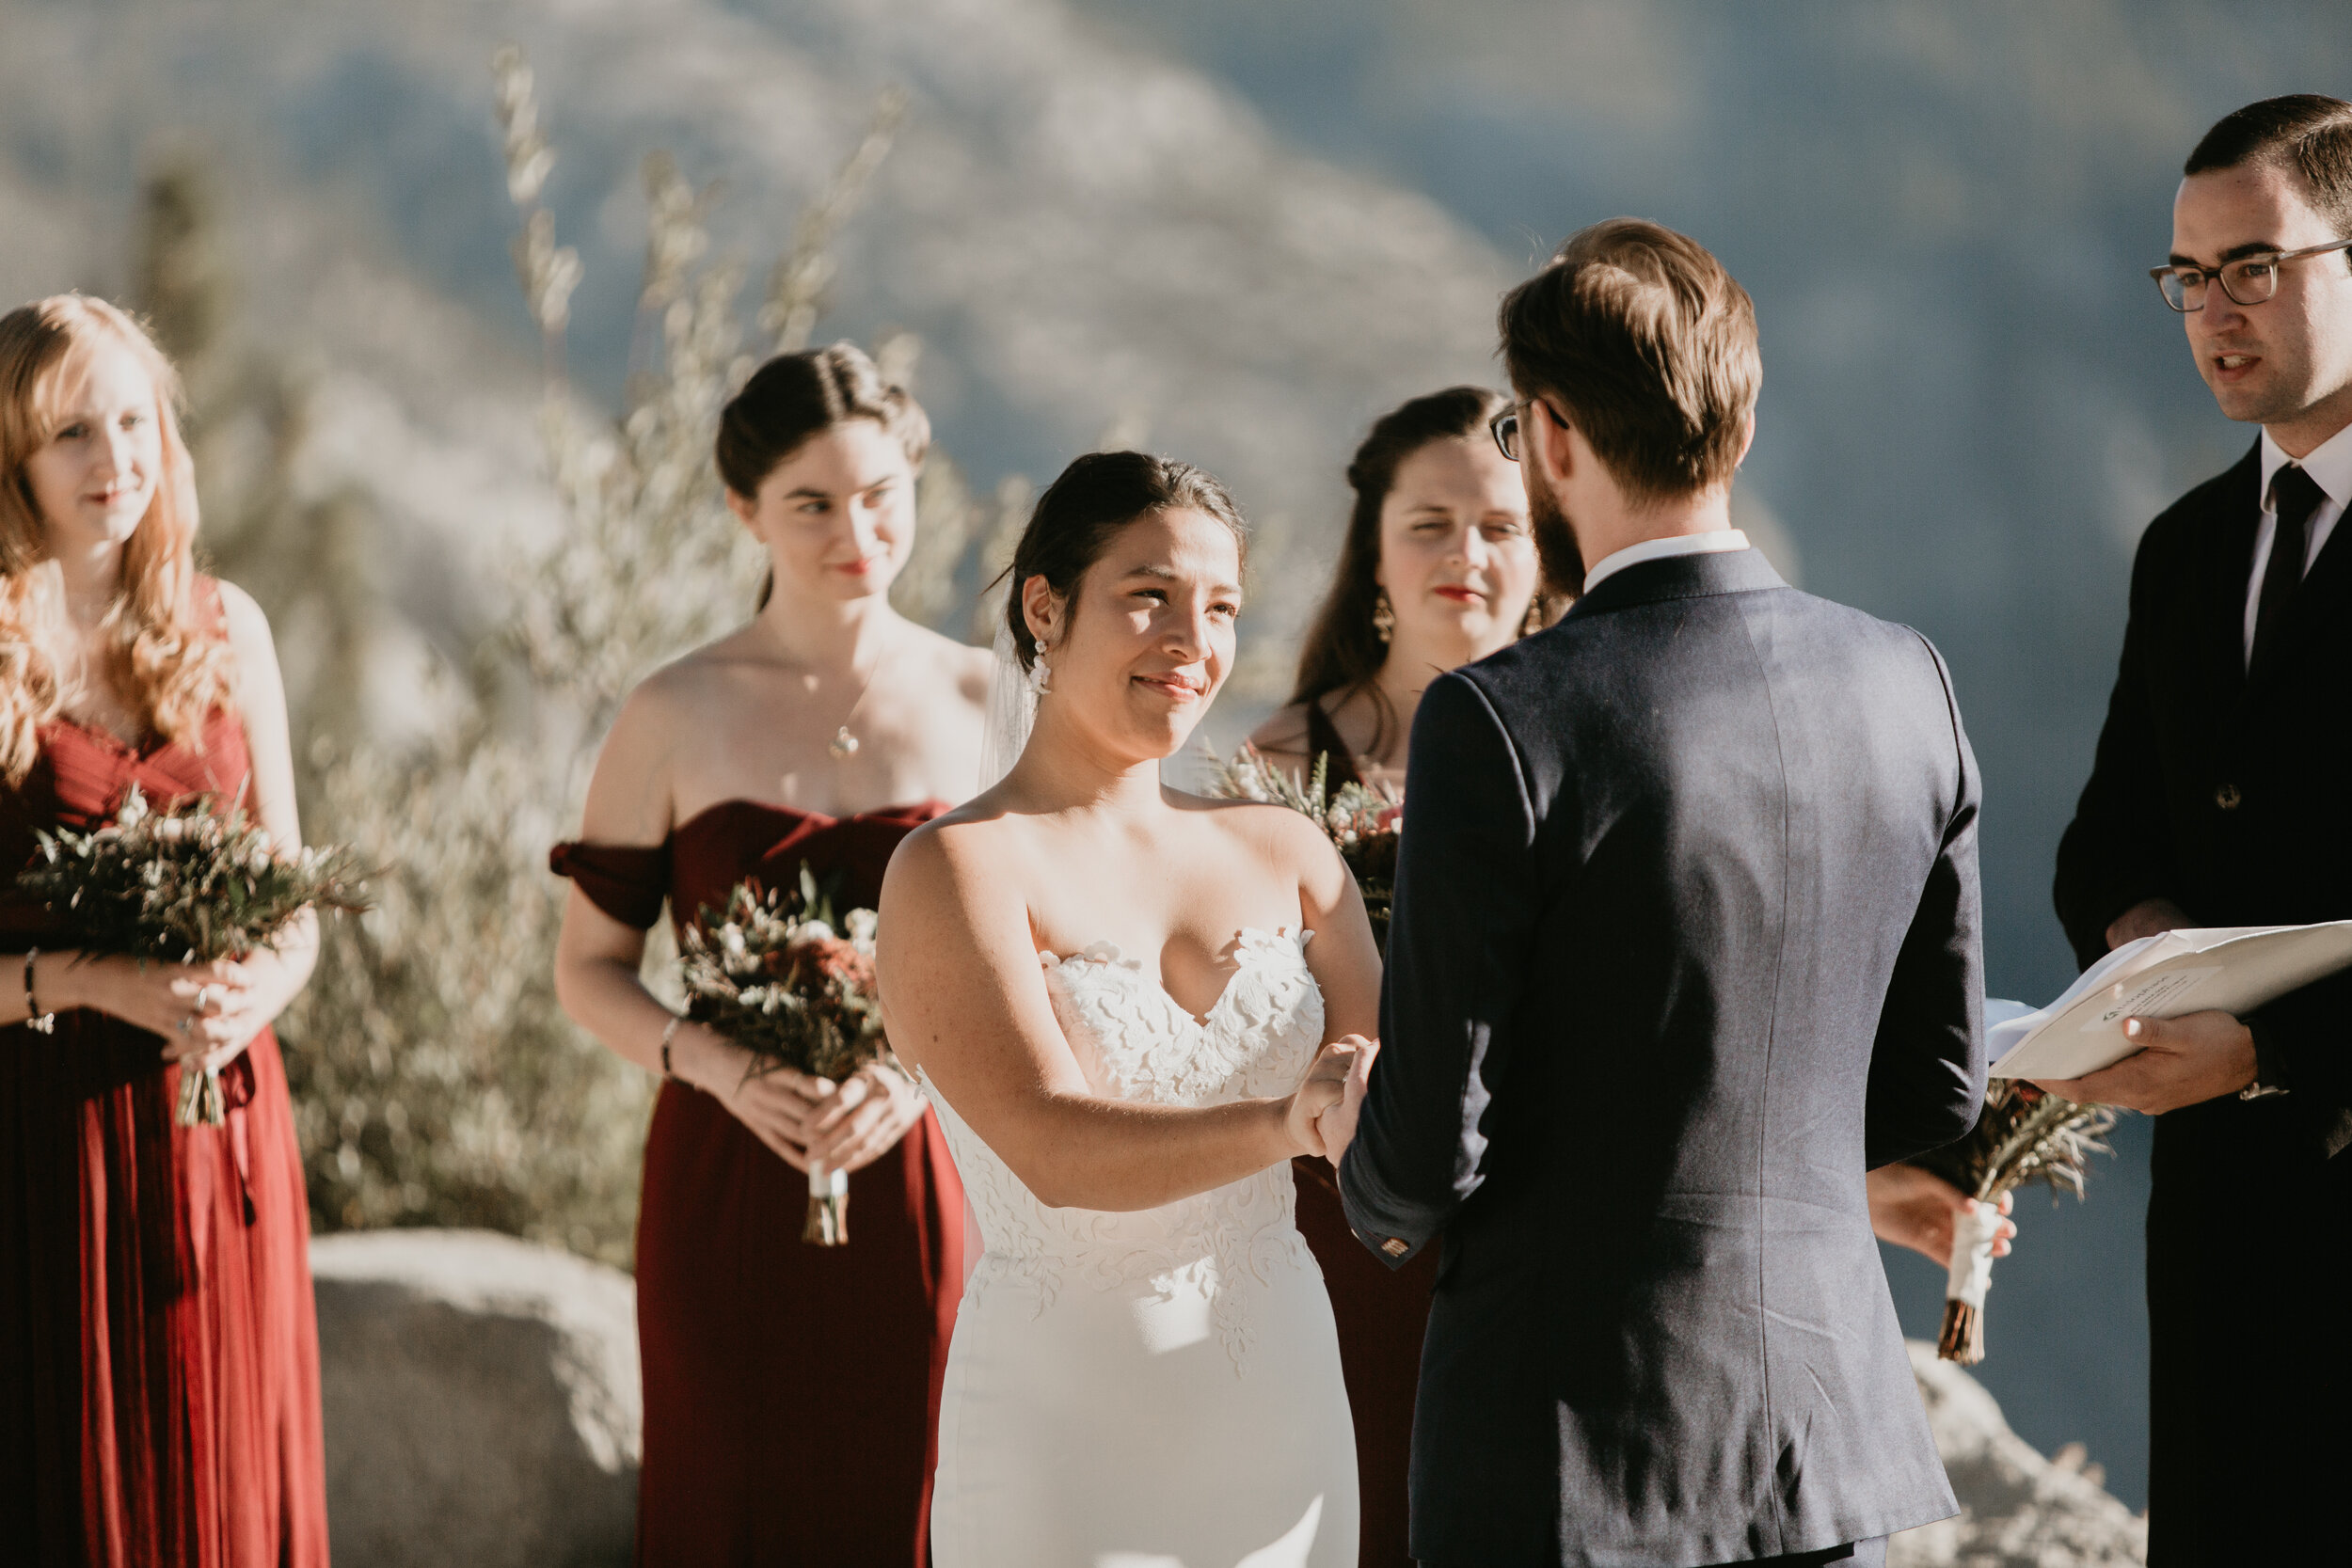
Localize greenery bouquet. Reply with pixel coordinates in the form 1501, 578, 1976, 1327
1912, 1078, 2116, 1365
17, 784, 373, 1126
677, 867, 893, 1244
1201, 743, 1401, 950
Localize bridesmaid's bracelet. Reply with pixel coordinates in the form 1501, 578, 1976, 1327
659, 1014, 684, 1082
23, 949, 55, 1035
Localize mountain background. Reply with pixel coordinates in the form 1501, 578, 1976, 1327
6, 0, 2347, 1510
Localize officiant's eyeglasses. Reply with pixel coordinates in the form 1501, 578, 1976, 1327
2151, 239, 2352, 311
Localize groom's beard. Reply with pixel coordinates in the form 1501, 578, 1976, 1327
1526, 468, 1587, 599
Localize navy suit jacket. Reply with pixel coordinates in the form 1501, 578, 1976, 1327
1338, 547, 1985, 1566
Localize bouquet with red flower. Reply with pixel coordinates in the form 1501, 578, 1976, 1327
1202, 744, 1402, 950
17, 783, 372, 1126
677, 865, 893, 1243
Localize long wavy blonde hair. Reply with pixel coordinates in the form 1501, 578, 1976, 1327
0, 295, 234, 784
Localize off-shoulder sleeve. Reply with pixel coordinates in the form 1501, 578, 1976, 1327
548, 840, 671, 930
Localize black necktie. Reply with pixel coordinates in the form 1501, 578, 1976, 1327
2251, 465, 2327, 676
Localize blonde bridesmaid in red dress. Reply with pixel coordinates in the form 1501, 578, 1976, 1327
552, 344, 989, 1567
0, 294, 329, 1566
1254, 387, 2018, 1566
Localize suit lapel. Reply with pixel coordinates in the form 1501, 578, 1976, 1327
2200, 445, 2262, 706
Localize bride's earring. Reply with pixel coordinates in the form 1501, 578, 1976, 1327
1372, 590, 1395, 644
1029, 638, 1053, 696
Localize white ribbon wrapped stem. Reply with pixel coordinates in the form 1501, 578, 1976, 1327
1945, 1199, 2003, 1308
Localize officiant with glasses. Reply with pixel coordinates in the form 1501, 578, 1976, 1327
2047, 94, 2352, 1563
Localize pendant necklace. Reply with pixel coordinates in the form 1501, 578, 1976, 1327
825, 641, 892, 762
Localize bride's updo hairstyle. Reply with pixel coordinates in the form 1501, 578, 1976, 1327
1003, 451, 1248, 674
715, 342, 930, 606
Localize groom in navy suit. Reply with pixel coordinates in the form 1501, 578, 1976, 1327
1325, 219, 1987, 1567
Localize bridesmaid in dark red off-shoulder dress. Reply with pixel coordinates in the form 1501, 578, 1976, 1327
0, 295, 328, 1566
552, 344, 991, 1567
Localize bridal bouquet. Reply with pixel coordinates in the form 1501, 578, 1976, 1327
1201, 744, 1402, 950
1911, 1079, 2115, 1365
677, 866, 893, 1244
16, 784, 373, 1126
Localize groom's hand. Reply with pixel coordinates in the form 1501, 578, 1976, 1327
1867, 1164, 2013, 1269
1313, 1035, 1379, 1167
1285, 1037, 1366, 1159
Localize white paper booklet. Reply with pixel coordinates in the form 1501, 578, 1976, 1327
1986, 921, 2352, 1081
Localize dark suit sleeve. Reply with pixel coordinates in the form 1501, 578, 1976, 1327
1866, 635, 1988, 1169
2247, 977, 2352, 1159
1337, 671, 1539, 1266
2053, 523, 2180, 970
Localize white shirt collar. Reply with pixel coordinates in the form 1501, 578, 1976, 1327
1579, 529, 1752, 596
2259, 420, 2352, 513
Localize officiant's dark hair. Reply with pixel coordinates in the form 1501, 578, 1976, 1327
1499, 218, 1758, 504
1002, 451, 1248, 671
717, 342, 930, 609
1285, 386, 1516, 756
2186, 95, 2352, 243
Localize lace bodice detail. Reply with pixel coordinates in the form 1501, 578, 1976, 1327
920, 927, 1326, 1371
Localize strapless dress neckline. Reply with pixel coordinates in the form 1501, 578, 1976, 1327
922, 923, 1358, 1565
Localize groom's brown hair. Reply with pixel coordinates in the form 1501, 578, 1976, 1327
1499, 218, 1759, 504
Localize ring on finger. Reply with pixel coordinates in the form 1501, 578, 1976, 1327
197, 984, 219, 1012
177, 1015, 194, 1034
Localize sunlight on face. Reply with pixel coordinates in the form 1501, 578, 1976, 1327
731, 418, 916, 603
2172, 161, 2352, 436
23, 337, 164, 552
1375, 436, 1536, 657
1044, 507, 1242, 763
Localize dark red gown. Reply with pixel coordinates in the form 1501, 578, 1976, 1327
551, 800, 966, 1568
0, 698, 331, 1566
1291, 702, 1437, 1568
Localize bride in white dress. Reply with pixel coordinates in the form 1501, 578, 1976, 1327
877, 451, 1381, 1568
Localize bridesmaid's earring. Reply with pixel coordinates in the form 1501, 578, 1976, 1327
1029, 639, 1053, 696
1521, 594, 1544, 638
1372, 591, 1395, 644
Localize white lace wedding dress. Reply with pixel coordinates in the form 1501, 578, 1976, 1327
921, 927, 1359, 1568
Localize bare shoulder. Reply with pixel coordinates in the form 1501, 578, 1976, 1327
1248, 701, 1314, 760
898, 621, 993, 705
210, 578, 275, 657
880, 799, 1026, 912
1171, 788, 1336, 874
617, 628, 768, 738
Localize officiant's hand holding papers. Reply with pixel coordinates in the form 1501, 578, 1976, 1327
2030, 895, 2263, 1114
2031, 1009, 2259, 1115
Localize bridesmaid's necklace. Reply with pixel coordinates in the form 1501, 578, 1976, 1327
825, 640, 895, 762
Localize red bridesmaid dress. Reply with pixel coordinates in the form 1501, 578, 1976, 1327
1292, 702, 1438, 1568
551, 800, 966, 1568
0, 663, 331, 1563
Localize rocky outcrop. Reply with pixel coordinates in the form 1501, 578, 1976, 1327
308, 1233, 2142, 1566
310, 1229, 640, 1568
1892, 1340, 2147, 1567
